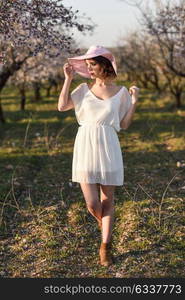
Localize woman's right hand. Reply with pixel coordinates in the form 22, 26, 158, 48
63, 63, 75, 80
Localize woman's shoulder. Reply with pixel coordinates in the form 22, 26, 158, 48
113, 84, 126, 93
72, 82, 86, 92
73, 82, 87, 92
77, 82, 87, 88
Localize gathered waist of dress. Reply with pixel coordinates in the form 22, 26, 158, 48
79, 123, 114, 128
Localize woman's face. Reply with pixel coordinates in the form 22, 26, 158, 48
85, 59, 104, 79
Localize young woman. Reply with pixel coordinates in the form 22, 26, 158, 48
58, 45, 139, 267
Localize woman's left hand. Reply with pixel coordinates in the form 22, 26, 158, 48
129, 85, 140, 99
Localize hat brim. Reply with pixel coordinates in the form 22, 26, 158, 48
68, 52, 117, 78
68, 57, 91, 78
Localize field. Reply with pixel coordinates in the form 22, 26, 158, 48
0, 81, 184, 278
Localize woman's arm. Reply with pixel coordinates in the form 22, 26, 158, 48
58, 63, 74, 112
120, 86, 139, 130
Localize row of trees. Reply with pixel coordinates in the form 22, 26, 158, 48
0, 0, 185, 123
9, 52, 67, 111
117, 0, 185, 107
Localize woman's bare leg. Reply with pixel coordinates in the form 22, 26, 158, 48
80, 183, 102, 223
100, 185, 115, 243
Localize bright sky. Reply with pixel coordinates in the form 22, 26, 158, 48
62, 0, 142, 48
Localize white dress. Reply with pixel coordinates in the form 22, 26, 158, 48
71, 83, 132, 186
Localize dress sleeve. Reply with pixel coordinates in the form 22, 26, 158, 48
119, 86, 132, 122
70, 83, 84, 111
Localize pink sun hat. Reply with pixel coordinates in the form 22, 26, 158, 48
68, 45, 117, 78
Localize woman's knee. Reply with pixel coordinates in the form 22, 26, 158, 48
80, 183, 100, 211
101, 197, 114, 211
86, 199, 100, 213
100, 185, 115, 211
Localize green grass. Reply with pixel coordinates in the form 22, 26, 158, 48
0, 81, 185, 278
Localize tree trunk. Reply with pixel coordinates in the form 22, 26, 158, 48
33, 82, 42, 102
149, 71, 162, 93
0, 55, 29, 122
46, 85, 52, 97
53, 82, 58, 94
175, 93, 182, 108
141, 79, 148, 88
0, 60, 25, 92
0, 96, 6, 123
19, 87, 26, 110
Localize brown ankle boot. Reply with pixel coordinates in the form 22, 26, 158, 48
99, 242, 113, 266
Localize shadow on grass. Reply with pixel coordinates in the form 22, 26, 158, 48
115, 248, 151, 263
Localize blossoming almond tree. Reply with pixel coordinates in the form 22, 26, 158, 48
0, 0, 93, 60
0, 0, 94, 121
142, 0, 185, 78
121, 0, 185, 107
122, 0, 185, 77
